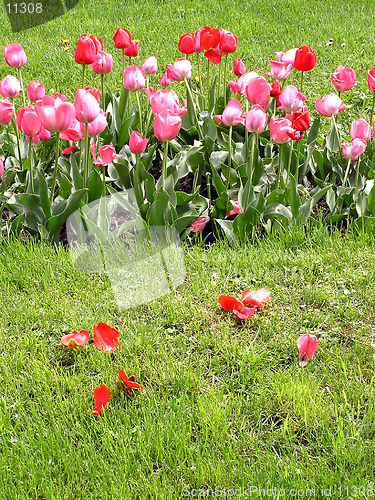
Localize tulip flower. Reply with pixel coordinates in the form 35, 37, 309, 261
332, 66, 359, 92
90, 143, 122, 168
60, 119, 86, 141
200, 26, 221, 50
27, 80, 45, 102
245, 76, 271, 109
350, 119, 371, 142
61, 330, 90, 348
119, 370, 144, 390
219, 295, 256, 320
285, 106, 310, 133
270, 81, 281, 98
204, 49, 221, 64
0, 159, 4, 177
93, 322, 120, 352
228, 71, 259, 96
35, 96, 75, 133
124, 40, 139, 58
0, 99, 14, 126
294, 45, 316, 72
147, 88, 186, 117
142, 56, 157, 75
215, 97, 245, 127
129, 131, 148, 155
270, 116, 296, 144
241, 288, 271, 308
342, 138, 367, 161
368, 67, 375, 92
16, 106, 41, 137
219, 30, 238, 53
62, 146, 79, 155
279, 85, 306, 113
315, 93, 346, 117
75, 34, 98, 66
265, 61, 292, 81
225, 200, 241, 218
113, 27, 131, 49
91, 50, 113, 75
154, 108, 182, 142
297, 334, 318, 366
167, 58, 192, 81
80, 109, 108, 138
179, 33, 195, 55
191, 215, 210, 232
91, 384, 111, 416
3, 43, 27, 68
233, 58, 246, 77
74, 88, 100, 123
0, 75, 22, 99
160, 72, 171, 87
194, 28, 204, 53
123, 65, 145, 92
245, 104, 268, 134
275, 48, 298, 66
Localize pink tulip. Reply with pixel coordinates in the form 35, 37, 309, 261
3, 43, 27, 68
297, 334, 318, 366
264, 61, 292, 81
191, 215, 210, 232
160, 72, 171, 87
62, 146, 80, 155
26, 125, 51, 146
245, 76, 271, 108
124, 40, 139, 57
275, 48, 298, 66
35, 97, 75, 133
368, 67, 375, 92
129, 131, 149, 154
60, 119, 85, 141
214, 97, 245, 127
74, 88, 100, 124
123, 65, 145, 92
91, 143, 122, 166
166, 59, 192, 81
228, 71, 258, 96
219, 30, 238, 53
332, 66, 359, 92
194, 29, 204, 53
0, 75, 22, 99
350, 119, 371, 141
147, 89, 186, 117
270, 116, 295, 143
27, 80, 45, 102
154, 109, 182, 142
279, 85, 306, 113
233, 58, 246, 77
225, 200, 241, 218
80, 109, 108, 137
315, 93, 346, 117
342, 138, 367, 161
0, 158, 4, 177
91, 50, 113, 75
0, 99, 14, 125
16, 106, 42, 137
245, 105, 268, 134
142, 56, 158, 75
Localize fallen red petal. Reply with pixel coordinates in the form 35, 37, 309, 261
93, 322, 119, 352
61, 330, 90, 348
91, 384, 111, 416
241, 288, 271, 308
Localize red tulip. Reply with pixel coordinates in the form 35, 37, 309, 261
91, 50, 113, 75
219, 30, 238, 53
90, 143, 122, 166
91, 384, 111, 416
270, 117, 295, 143
75, 34, 98, 65
124, 41, 139, 57
61, 330, 90, 348
0, 98, 14, 126
27, 80, 45, 102
219, 295, 256, 320
123, 65, 145, 92
93, 322, 120, 352
154, 109, 182, 142
179, 33, 195, 55
297, 334, 318, 366
191, 215, 210, 232
225, 200, 241, 218
200, 27, 220, 50
332, 66, 359, 92
0, 75, 22, 99
294, 45, 316, 72
279, 85, 306, 113
62, 146, 79, 155
119, 370, 144, 390
245, 105, 268, 134
204, 49, 221, 64
367, 67, 375, 92
74, 88, 100, 123
342, 138, 367, 161
285, 106, 310, 133
315, 93, 346, 117
350, 119, 371, 141
80, 109, 108, 137
233, 58, 246, 77
270, 81, 281, 98
3, 43, 27, 68
241, 288, 271, 308
245, 76, 271, 108
167, 59, 192, 81
35, 96, 75, 133
215, 97, 245, 127
142, 56, 157, 75
60, 119, 85, 141
113, 28, 131, 49
16, 106, 42, 137
129, 131, 149, 154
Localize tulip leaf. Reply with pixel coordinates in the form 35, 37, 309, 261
119, 87, 130, 120
288, 174, 301, 219
140, 143, 157, 171
57, 171, 73, 200
232, 206, 261, 241
326, 120, 340, 153
87, 169, 104, 203
35, 169, 52, 219
214, 219, 237, 245
307, 118, 321, 144
164, 174, 177, 208
16, 193, 41, 211
356, 191, 368, 217
111, 158, 132, 190
264, 203, 293, 224
46, 188, 87, 236
299, 185, 331, 223
174, 215, 200, 235
147, 188, 177, 226
367, 183, 375, 215
9, 212, 25, 237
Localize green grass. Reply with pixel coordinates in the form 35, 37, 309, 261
1, 227, 375, 498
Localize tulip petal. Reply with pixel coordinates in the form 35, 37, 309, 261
119, 370, 144, 390
90, 384, 111, 416
61, 329, 90, 348
93, 322, 119, 352
241, 288, 271, 307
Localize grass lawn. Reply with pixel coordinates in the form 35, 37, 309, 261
0, 227, 375, 498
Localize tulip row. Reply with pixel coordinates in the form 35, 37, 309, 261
1, 29, 375, 243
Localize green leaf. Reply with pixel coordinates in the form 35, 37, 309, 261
367, 183, 375, 215
264, 203, 293, 224
111, 158, 132, 190
57, 171, 73, 200
119, 87, 130, 120
36, 169, 52, 219
307, 117, 321, 144
70, 152, 84, 190
46, 188, 87, 236
326, 120, 340, 152
146, 188, 177, 226
87, 168, 104, 203
9, 212, 25, 237
299, 185, 331, 222
214, 218, 237, 244
288, 174, 301, 219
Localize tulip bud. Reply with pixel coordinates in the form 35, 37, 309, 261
129, 131, 149, 155
142, 56, 158, 75
113, 28, 131, 49
27, 80, 45, 102
3, 43, 27, 68
233, 58, 246, 77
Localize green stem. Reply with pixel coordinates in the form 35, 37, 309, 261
223, 53, 228, 107
162, 141, 169, 189
354, 160, 360, 192
332, 115, 343, 163
206, 172, 212, 214
184, 78, 203, 141
249, 132, 256, 185
84, 124, 89, 188
122, 51, 125, 75
11, 111, 22, 169
300, 71, 304, 92
296, 139, 302, 182
101, 74, 105, 110
28, 138, 34, 193
18, 68, 25, 107
207, 58, 210, 94
332, 157, 352, 215
136, 92, 142, 136
286, 139, 293, 179
197, 53, 202, 91
50, 134, 60, 203
276, 144, 283, 189
78, 139, 83, 173
370, 93, 375, 128
134, 154, 144, 208
226, 125, 233, 190
245, 100, 249, 159
81, 64, 86, 88
218, 60, 222, 98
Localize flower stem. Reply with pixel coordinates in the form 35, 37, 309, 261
84, 123, 89, 188
286, 139, 293, 179
136, 91, 142, 136
28, 139, 34, 193
122, 51, 125, 75
218, 60, 222, 98
276, 144, 283, 189
18, 68, 25, 107
370, 93, 375, 128
249, 132, 256, 185
11, 110, 22, 169
197, 53, 202, 91
223, 54, 228, 107
226, 125, 233, 190
81, 64, 86, 88
245, 100, 249, 159
206, 172, 211, 214
300, 71, 304, 92
134, 154, 143, 208
332, 114, 343, 163
101, 74, 105, 110
50, 133, 60, 203
207, 59, 210, 93
162, 141, 169, 190
184, 78, 203, 141
296, 138, 302, 182
332, 157, 352, 214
